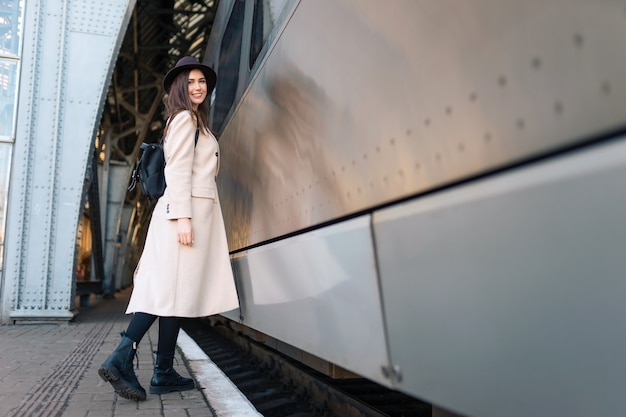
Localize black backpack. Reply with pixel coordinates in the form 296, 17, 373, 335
128, 127, 199, 200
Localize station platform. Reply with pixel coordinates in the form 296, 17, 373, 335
0, 288, 262, 417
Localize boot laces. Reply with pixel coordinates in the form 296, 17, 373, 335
134, 347, 140, 370
121, 332, 141, 370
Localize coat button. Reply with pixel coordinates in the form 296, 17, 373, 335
215, 152, 219, 157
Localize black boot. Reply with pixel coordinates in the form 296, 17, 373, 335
149, 353, 195, 394
98, 331, 147, 401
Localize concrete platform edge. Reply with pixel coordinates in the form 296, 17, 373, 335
177, 329, 263, 416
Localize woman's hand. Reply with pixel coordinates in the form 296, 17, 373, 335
177, 218, 194, 246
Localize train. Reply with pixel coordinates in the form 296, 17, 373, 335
202, 1, 626, 416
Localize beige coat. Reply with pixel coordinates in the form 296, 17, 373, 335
126, 111, 239, 317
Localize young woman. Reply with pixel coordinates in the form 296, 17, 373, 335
98, 56, 239, 401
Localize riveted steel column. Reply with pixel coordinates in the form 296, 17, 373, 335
1, 0, 135, 323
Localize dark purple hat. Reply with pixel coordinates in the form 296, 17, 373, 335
163, 56, 217, 94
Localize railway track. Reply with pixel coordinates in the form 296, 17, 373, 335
183, 319, 431, 417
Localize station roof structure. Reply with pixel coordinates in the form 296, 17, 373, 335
98, 0, 218, 180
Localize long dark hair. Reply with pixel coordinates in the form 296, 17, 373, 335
163, 68, 210, 136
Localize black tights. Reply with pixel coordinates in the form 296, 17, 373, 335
125, 312, 182, 356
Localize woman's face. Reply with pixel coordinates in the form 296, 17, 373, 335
188, 69, 207, 110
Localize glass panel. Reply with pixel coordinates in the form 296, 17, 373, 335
0, 58, 17, 136
250, 0, 289, 68
0, 142, 12, 270
213, 0, 245, 132
0, 0, 22, 56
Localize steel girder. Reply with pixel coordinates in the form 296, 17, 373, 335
2, 0, 135, 323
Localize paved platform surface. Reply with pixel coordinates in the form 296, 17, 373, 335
0, 288, 261, 417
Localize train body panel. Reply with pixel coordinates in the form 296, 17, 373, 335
213, 0, 626, 250
375, 137, 626, 416
205, 0, 626, 415
226, 215, 391, 385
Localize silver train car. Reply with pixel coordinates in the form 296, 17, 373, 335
203, 1, 626, 416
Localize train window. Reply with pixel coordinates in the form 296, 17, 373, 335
249, 0, 289, 68
213, 0, 245, 133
